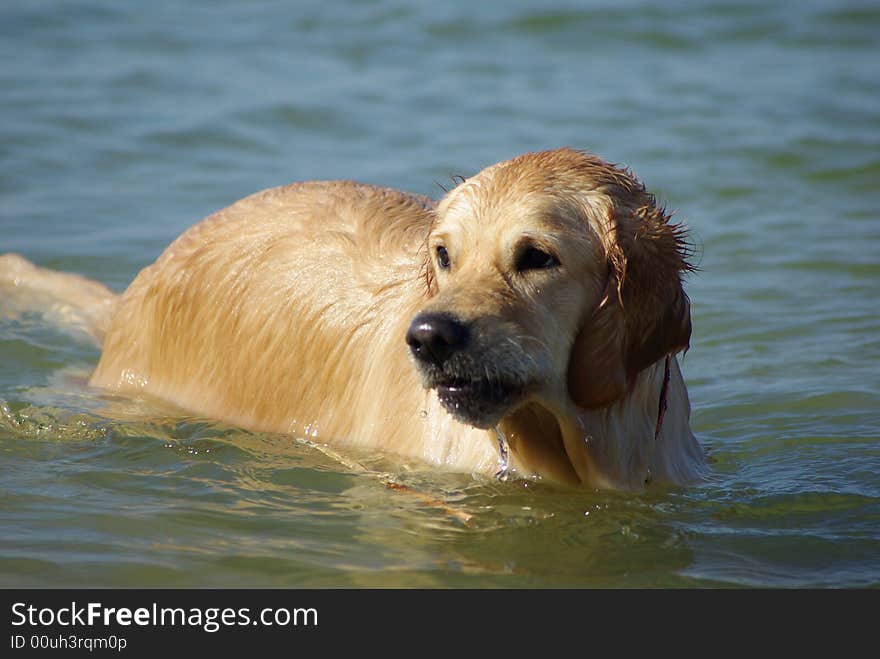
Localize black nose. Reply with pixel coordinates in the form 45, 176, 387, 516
406, 313, 470, 367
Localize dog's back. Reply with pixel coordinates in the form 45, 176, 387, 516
90, 181, 437, 440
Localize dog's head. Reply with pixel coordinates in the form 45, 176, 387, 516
406, 148, 693, 429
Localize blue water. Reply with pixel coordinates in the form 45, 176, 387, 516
1, 0, 878, 587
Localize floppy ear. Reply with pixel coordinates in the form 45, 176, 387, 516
567, 198, 692, 410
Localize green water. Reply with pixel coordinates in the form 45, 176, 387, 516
1, 0, 878, 587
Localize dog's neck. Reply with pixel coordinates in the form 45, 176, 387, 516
497, 355, 704, 488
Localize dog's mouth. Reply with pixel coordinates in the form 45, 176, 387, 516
431, 375, 528, 429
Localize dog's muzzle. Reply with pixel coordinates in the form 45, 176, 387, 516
406, 313, 526, 427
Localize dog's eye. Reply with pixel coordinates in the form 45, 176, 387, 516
515, 246, 560, 272
436, 245, 450, 269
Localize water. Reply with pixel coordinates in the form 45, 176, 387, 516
1, 0, 878, 587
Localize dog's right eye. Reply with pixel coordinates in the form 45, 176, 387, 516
436, 245, 450, 269
515, 246, 560, 272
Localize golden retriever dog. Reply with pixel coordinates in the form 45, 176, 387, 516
0, 148, 707, 488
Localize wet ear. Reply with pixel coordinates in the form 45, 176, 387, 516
567, 201, 692, 410
567, 273, 629, 409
